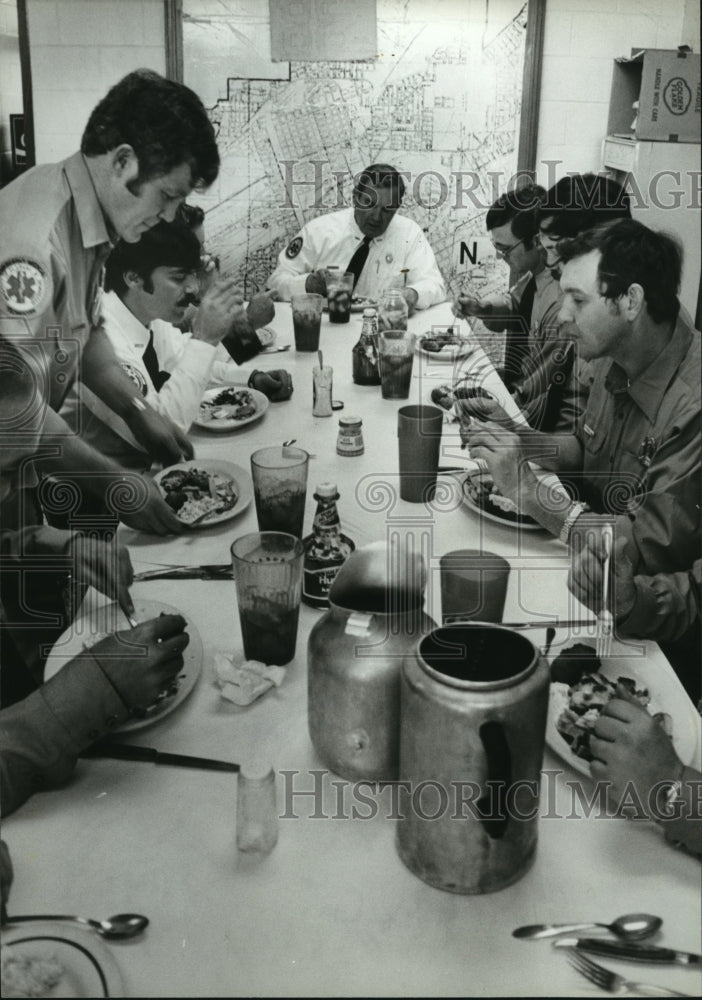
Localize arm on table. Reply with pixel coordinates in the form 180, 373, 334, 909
0, 616, 188, 817
265, 224, 318, 301
30, 408, 185, 535
402, 228, 446, 310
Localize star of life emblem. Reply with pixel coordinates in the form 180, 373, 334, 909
0, 258, 48, 315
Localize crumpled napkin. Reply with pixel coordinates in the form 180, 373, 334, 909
214, 652, 286, 706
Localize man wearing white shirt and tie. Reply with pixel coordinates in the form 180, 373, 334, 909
266, 163, 446, 314
60, 220, 292, 472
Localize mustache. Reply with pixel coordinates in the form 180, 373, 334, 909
176, 292, 200, 309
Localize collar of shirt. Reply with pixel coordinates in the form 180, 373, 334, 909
347, 208, 400, 247
102, 290, 151, 354
534, 267, 556, 293
63, 152, 112, 251
604, 310, 694, 423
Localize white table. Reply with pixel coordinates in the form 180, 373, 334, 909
3, 303, 701, 998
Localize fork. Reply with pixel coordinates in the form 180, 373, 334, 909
567, 948, 692, 997
596, 523, 614, 659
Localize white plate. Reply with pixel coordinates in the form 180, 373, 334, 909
1, 920, 124, 998
193, 385, 269, 432
457, 470, 546, 531
44, 598, 203, 733
153, 459, 253, 529
417, 333, 478, 364
547, 643, 701, 777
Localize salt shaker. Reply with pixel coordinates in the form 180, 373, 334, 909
236, 758, 278, 856
312, 365, 333, 417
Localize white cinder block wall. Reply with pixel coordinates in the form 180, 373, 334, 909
535, 0, 695, 182
28, 0, 166, 164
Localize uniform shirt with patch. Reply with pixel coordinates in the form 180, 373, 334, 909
266, 207, 446, 308
60, 291, 236, 468
0, 152, 112, 411
573, 310, 700, 576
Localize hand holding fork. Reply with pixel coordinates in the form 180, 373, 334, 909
596, 523, 614, 659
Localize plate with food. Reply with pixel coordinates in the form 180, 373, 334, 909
458, 467, 545, 530
194, 385, 268, 432
417, 327, 477, 363
547, 642, 701, 777
44, 599, 203, 733
154, 460, 253, 528
1, 921, 124, 998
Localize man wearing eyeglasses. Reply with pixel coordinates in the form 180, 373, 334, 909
453, 184, 555, 390
454, 183, 572, 430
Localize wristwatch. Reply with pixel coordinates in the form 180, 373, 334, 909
559, 501, 590, 545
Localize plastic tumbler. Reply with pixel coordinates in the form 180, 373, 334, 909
440, 549, 511, 624
378, 330, 416, 399
231, 531, 304, 665
250, 445, 309, 538
291, 292, 323, 351
397, 404, 444, 502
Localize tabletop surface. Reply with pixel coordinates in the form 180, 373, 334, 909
3, 303, 701, 999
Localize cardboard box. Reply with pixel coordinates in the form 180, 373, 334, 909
607, 48, 700, 143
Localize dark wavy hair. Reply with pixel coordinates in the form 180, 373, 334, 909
558, 219, 682, 323
105, 220, 202, 297
540, 173, 631, 238
81, 69, 219, 190
485, 183, 546, 246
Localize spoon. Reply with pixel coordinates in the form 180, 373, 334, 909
513, 913, 662, 941
5, 912, 149, 940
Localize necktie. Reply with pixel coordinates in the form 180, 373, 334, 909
346, 236, 372, 290
142, 329, 171, 392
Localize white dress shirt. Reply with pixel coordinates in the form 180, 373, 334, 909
266, 207, 446, 309
60, 291, 236, 467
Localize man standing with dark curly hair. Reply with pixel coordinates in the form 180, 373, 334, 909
0, 70, 220, 535
0, 71, 220, 688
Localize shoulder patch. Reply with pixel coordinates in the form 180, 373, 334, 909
0, 257, 51, 317
121, 362, 148, 396
285, 236, 303, 259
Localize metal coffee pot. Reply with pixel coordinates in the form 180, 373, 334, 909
396, 623, 550, 894
307, 542, 436, 781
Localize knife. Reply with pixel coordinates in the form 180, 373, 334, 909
81, 742, 240, 773
133, 564, 233, 581
554, 938, 702, 965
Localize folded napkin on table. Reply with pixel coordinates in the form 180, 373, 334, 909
214, 652, 285, 706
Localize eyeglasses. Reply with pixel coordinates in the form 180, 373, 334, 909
491, 237, 526, 260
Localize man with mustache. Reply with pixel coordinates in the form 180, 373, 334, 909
60, 219, 293, 471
